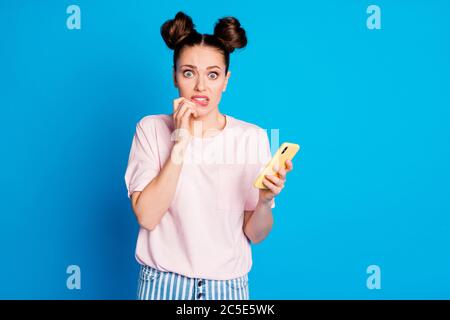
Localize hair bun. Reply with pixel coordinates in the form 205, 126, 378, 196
160, 11, 196, 50
213, 17, 247, 53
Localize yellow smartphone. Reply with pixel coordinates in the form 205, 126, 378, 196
253, 142, 300, 189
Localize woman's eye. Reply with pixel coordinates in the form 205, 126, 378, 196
183, 70, 194, 78
208, 72, 219, 80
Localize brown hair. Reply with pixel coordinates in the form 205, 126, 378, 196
160, 11, 247, 73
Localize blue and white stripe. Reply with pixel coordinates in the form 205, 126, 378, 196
137, 264, 249, 300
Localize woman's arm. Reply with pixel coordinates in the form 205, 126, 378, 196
130, 98, 199, 230
243, 159, 294, 243
131, 141, 188, 231
243, 199, 273, 244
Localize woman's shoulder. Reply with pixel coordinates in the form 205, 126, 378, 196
228, 115, 268, 140
137, 113, 173, 130
228, 115, 265, 132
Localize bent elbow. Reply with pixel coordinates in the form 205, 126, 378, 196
250, 235, 265, 244
245, 229, 264, 244
136, 213, 158, 231
135, 208, 160, 231
245, 225, 273, 244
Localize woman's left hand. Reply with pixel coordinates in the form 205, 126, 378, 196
259, 159, 294, 203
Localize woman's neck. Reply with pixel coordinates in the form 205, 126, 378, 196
193, 111, 226, 138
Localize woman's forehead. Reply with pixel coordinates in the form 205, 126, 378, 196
178, 46, 225, 69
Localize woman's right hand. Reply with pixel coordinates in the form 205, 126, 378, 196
172, 97, 198, 146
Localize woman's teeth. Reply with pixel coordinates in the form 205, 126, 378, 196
192, 97, 209, 106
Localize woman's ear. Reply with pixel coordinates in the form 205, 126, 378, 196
223, 71, 231, 92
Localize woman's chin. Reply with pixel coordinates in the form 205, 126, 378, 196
195, 106, 215, 116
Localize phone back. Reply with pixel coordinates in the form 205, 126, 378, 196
253, 142, 300, 189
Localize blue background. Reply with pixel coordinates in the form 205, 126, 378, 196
1, 0, 449, 299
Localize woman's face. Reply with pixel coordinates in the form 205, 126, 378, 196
173, 45, 231, 117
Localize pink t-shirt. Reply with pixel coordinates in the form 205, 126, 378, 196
124, 113, 275, 280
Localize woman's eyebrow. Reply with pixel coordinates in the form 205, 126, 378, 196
180, 64, 222, 70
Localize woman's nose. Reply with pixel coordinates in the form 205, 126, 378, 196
194, 75, 206, 91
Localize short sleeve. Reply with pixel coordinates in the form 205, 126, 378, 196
124, 119, 160, 199
244, 129, 276, 211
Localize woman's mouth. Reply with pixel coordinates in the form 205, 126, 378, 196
191, 95, 209, 107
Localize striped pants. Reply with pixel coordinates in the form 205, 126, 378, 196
137, 264, 250, 300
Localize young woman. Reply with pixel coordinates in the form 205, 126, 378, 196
124, 11, 294, 300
